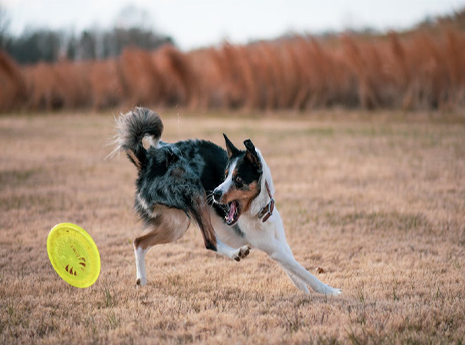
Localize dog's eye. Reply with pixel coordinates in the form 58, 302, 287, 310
235, 176, 243, 185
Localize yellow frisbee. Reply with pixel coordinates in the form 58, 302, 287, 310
47, 223, 101, 288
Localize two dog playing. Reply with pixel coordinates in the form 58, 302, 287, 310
114, 107, 341, 296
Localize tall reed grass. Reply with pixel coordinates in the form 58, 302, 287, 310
0, 51, 27, 112
2, 29, 465, 112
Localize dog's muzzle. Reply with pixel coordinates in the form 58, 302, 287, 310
213, 189, 223, 203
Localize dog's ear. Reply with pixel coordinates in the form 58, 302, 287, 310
223, 134, 240, 158
244, 139, 262, 172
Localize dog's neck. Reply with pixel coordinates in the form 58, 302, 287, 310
257, 181, 275, 222
249, 148, 275, 218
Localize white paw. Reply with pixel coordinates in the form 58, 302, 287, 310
324, 286, 342, 296
233, 245, 251, 262
136, 277, 147, 287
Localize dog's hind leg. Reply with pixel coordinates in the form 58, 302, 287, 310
133, 205, 190, 286
250, 215, 340, 295
278, 242, 310, 293
284, 270, 310, 293
266, 221, 309, 293
267, 245, 341, 295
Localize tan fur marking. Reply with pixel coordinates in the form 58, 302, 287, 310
134, 205, 190, 250
222, 181, 260, 213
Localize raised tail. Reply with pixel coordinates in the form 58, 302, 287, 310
112, 107, 163, 170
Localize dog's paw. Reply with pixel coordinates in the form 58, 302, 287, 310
233, 245, 251, 262
136, 278, 147, 287
323, 285, 342, 296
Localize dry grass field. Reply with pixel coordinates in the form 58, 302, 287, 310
0, 109, 464, 344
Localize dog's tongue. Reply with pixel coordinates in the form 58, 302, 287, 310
226, 202, 237, 224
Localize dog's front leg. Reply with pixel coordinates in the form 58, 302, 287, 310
190, 195, 251, 261
217, 240, 251, 261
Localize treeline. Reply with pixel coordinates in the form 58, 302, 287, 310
2, 27, 173, 65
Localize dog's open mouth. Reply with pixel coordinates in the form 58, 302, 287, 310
225, 201, 240, 226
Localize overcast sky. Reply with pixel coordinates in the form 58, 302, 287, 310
3, 0, 465, 51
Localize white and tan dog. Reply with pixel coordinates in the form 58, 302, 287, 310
211, 136, 341, 295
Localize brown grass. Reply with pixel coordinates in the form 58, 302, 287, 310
1, 109, 464, 344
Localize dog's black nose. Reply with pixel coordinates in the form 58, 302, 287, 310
213, 189, 222, 202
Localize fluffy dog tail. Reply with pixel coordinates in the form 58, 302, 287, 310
111, 107, 164, 170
